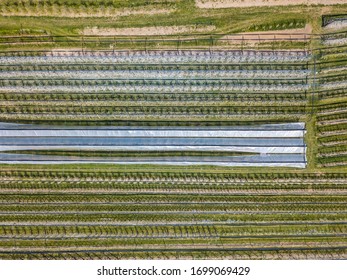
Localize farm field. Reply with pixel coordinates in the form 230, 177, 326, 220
0, 1, 346, 260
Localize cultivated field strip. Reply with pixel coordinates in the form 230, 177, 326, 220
317, 41, 347, 168
0, 249, 345, 260
0, 50, 310, 63
322, 31, 347, 46
0, 36, 345, 259
0, 50, 309, 123
0, 91, 308, 102
0, 170, 345, 259
0, 70, 309, 79
0, 62, 309, 72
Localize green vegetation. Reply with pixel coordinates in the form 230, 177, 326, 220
0, 3, 346, 260
0, 1, 345, 50
249, 18, 306, 32
315, 44, 347, 169
0, 1, 343, 35
0, 169, 346, 259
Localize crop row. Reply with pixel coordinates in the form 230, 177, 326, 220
0, 50, 310, 63
1, 224, 345, 238
0, 92, 307, 102
0, 203, 344, 213
318, 72, 347, 84
0, 78, 308, 87
322, 32, 347, 41
318, 134, 347, 145
317, 88, 347, 100
0, 63, 309, 72
318, 145, 347, 156
0, 212, 344, 223
1, 170, 345, 181
2, 175, 340, 184
0, 0, 171, 10
2, 248, 345, 260
318, 44, 347, 56
317, 112, 347, 122
0, 236, 345, 251
316, 58, 347, 70
1, 194, 344, 204
317, 124, 347, 135
0, 70, 308, 80
0, 104, 307, 115
318, 101, 347, 112
0, 85, 306, 94
318, 155, 347, 166
0, 239, 345, 257
0, 114, 300, 122
0, 182, 345, 195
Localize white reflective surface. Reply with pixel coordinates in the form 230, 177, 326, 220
0, 123, 307, 168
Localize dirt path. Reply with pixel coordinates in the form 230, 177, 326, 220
196, 0, 347, 9
82, 25, 216, 36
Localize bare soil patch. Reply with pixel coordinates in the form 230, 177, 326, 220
82, 25, 216, 36
196, 0, 347, 9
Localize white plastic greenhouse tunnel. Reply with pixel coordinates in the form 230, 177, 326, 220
0, 122, 307, 168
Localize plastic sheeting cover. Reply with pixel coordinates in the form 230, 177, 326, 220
0, 122, 307, 168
